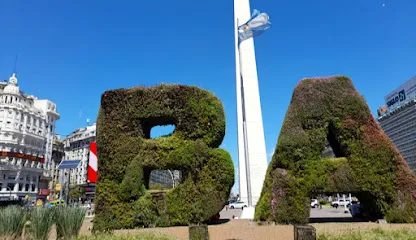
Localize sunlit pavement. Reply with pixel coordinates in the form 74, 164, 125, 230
219, 205, 354, 221
220, 207, 243, 219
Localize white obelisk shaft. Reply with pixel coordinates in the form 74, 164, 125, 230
234, 0, 268, 209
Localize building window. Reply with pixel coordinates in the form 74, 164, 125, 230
31, 185, 35, 192
7, 183, 14, 190
18, 184, 23, 191
7, 175, 16, 180
25, 184, 29, 191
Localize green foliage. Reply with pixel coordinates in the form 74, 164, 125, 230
149, 184, 167, 190
385, 207, 414, 223
78, 233, 177, 240
26, 207, 54, 240
55, 207, 86, 240
256, 76, 416, 224
69, 187, 84, 199
0, 205, 26, 239
133, 193, 158, 228
319, 199, 328, 205
94, 84, 234, 231
317, 228, 416, 240
189, 225, 209, 240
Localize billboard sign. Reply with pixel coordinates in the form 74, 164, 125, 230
39, 189, 50, 196
0, 151, 44, 163
88, 142, 98, 183
385, 76, 416, 110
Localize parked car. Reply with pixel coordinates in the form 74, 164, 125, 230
311, 199, 319, 208
229, 201, 247, 209
331, 199, 350, 208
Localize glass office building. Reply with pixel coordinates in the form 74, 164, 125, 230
378, 76, 416, 172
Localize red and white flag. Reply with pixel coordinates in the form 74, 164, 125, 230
88, 142, 98, 183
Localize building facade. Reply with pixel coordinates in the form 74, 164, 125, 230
63, 123, 96, 187
0, 73, 59, 201
378, 76, 416, 172
50, 135, 64, 199
149, 170, 182, 189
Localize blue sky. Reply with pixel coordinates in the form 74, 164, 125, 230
1, 0, 415, 193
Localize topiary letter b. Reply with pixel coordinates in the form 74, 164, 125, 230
94, 84, 234, 231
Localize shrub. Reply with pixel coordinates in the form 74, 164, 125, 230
133, 193, 158, 227
54, 207, 86, 240
26, 207, 54, 240
385, 207, 414, 223
255, 76, 416, 224
149, 184, 166, 190
319, 199, 328, 205
0, 205, 26, 240
189, 225, 209, 240
94, 85, 234, 231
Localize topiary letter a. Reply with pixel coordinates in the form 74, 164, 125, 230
255, 76, 416, 224
94, 84, 234, 231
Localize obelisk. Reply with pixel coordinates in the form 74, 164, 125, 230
234, 0, 268, 217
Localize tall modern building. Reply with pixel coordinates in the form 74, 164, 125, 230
0, 73, 59, 202
378, 76, 416, 172
149, 170, 182, 189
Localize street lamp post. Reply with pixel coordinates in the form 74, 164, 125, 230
167, 170, 175, 188
6, 187, 12, 199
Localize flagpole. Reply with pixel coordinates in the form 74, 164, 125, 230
237, 18, 253, 208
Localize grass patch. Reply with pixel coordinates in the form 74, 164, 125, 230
26, 207, 54, 240
318, 228, 416, 240
55, 207, 87, 240
78, 233, 177, 240
0, 205, 26, 239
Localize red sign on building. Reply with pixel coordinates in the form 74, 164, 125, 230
88, 142, 98, 183
39, 189, 50, 196
0, 151, 44, 163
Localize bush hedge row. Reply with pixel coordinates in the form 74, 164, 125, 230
255, 76, 416, 223
94, 84, 234, 231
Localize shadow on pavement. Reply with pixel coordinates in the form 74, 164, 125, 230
309, 217, 366, 223
207, 219, 231, 225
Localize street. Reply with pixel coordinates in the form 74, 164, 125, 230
219, 205, 354, 221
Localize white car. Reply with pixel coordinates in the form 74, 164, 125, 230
311, 199, 319, 208
331, 199, 350, 208
229, 201, 247, 209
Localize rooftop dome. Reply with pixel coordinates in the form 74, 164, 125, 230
4, 73, 20, 94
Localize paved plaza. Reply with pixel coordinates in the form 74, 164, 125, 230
219, 205, 354, 221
